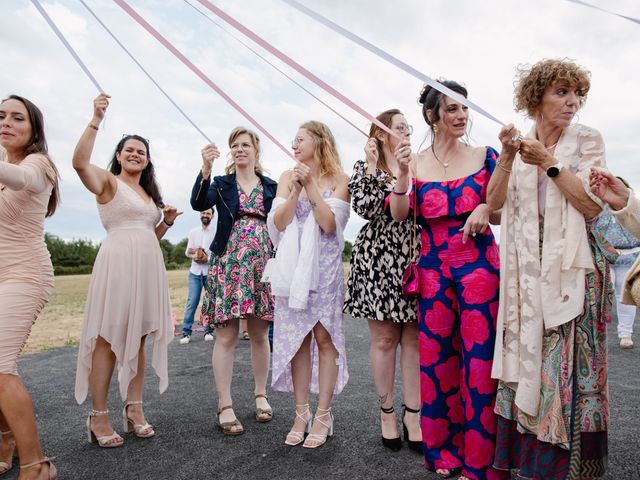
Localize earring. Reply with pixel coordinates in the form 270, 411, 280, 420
433, 125, 439, 135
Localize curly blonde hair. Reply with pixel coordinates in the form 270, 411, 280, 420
224, 126, 267, 175
514, 58, 591, 118
299, 121, 343, 179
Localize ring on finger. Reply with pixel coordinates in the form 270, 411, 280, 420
511, 134, 523, 143
471, 232, 477, 237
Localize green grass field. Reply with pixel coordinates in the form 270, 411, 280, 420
25, 264, 350, 354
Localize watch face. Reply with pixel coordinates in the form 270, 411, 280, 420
547, 166, 560, 178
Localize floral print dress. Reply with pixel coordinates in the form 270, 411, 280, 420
411, 147, 508, 480
201, 182, 274, 326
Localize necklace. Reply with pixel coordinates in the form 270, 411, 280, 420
431, 144, 449, 177
545, 141, 558, 150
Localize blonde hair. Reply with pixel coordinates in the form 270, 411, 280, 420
514, 58, 591, 118
299, 121, 343, 180
224, 126, 267, 175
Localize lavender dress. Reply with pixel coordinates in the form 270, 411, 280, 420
271, 192, 348, 394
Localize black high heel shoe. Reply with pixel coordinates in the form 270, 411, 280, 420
402, 404, 422, 453
380, 406, 402, 452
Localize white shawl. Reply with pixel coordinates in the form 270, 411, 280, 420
267, 196, 350, 309
491, 124, 606, 416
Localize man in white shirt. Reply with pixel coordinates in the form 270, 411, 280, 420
180, 208, 216, 344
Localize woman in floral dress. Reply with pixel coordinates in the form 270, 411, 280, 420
190, 127, 277, 435
389, 81, 508, 480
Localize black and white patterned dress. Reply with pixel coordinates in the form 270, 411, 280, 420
343, 160, 419, 323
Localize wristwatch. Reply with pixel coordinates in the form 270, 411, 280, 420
546, 162, 563, 178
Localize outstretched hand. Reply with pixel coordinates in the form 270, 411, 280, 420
589, 167, 629, 211
162, 204, 183, 225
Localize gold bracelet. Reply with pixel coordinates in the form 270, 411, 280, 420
87, 123, 99, 131
497, 162, 512, 173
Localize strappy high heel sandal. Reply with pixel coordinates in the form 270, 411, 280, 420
0, 431, 16, 476
255, 394, 273, 423
123, 401, 155, 438
402, 404, 423, 453
217, 405, 244, 436
284, 404, 311, 446
380, 406, 402, 452
19, 457, 57, 480
87, 410, 124, 448
303, 407, 334, 449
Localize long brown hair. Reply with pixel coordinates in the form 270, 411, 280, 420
369, 108, 402, 179
2, 95, 60, 217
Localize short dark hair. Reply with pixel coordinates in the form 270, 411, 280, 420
418, 80, 468, 132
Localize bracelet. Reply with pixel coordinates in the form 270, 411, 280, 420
87, 123, 99, 131
163, 218, 174, 227
392, 189, 408, 195
497, 162, 512, 173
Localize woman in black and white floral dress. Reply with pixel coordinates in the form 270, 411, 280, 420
343, 109, 421, 452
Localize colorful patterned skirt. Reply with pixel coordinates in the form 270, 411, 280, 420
200, 215, 274, 327
493, 225, 616, 479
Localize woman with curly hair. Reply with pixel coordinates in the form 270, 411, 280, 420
268, 121, 350, 449
488, 59, 612, 479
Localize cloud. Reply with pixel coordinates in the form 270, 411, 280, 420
1, 0, 639, 245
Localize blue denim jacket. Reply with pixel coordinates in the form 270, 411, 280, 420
190, 172, 278, 256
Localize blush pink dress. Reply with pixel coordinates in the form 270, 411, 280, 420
75, 179, 173, 403
0, 149, 56, 375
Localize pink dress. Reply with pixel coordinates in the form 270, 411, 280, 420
75, 179, 173, 403
0, 150, 56, 375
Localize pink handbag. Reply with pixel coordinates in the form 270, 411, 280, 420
401, 177, 420, 300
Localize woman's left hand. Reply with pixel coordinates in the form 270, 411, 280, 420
460, 204, 490, 243
519, 138, 555, 169
162, 204, 183, 225
589, 167, 629, 210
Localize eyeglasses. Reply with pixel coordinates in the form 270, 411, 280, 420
395, 124, 413, 135
230, 142, 253, 150
291, 137, 304, 148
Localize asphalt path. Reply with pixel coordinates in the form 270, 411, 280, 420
6, 320, 639, 480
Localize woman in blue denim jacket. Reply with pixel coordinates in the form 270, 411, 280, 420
190, 126, 278, 435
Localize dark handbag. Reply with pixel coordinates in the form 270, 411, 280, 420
402, 172, 420, 300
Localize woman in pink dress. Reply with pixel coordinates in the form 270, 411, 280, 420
73, 94, 180, 448
0, 95, 59, 479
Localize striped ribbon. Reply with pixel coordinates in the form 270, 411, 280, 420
195, 0, 402, 140
113, 0, 296, 161
281, 0, 505, 126
30, 0, 104, 92
79, 0, 212, 143
183, 0, 368, 137
565, 0, 640, 25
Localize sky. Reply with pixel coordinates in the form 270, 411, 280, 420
1, 0, 639, 244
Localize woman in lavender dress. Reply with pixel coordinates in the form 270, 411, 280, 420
268, 121, 350, 449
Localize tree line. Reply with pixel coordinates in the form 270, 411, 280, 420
45, 233, 354, 276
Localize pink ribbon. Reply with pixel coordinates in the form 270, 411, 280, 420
113, 0, 297, 162
184, 0, 368, 138
80, 0, 212, 143
195, 0, 402, 141
565, 0, 640, 25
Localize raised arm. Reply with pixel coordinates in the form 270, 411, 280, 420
72, 94, 116, 202
190, 143, 221, 211
388, 140, 412, 222
486, 124, 520, 211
